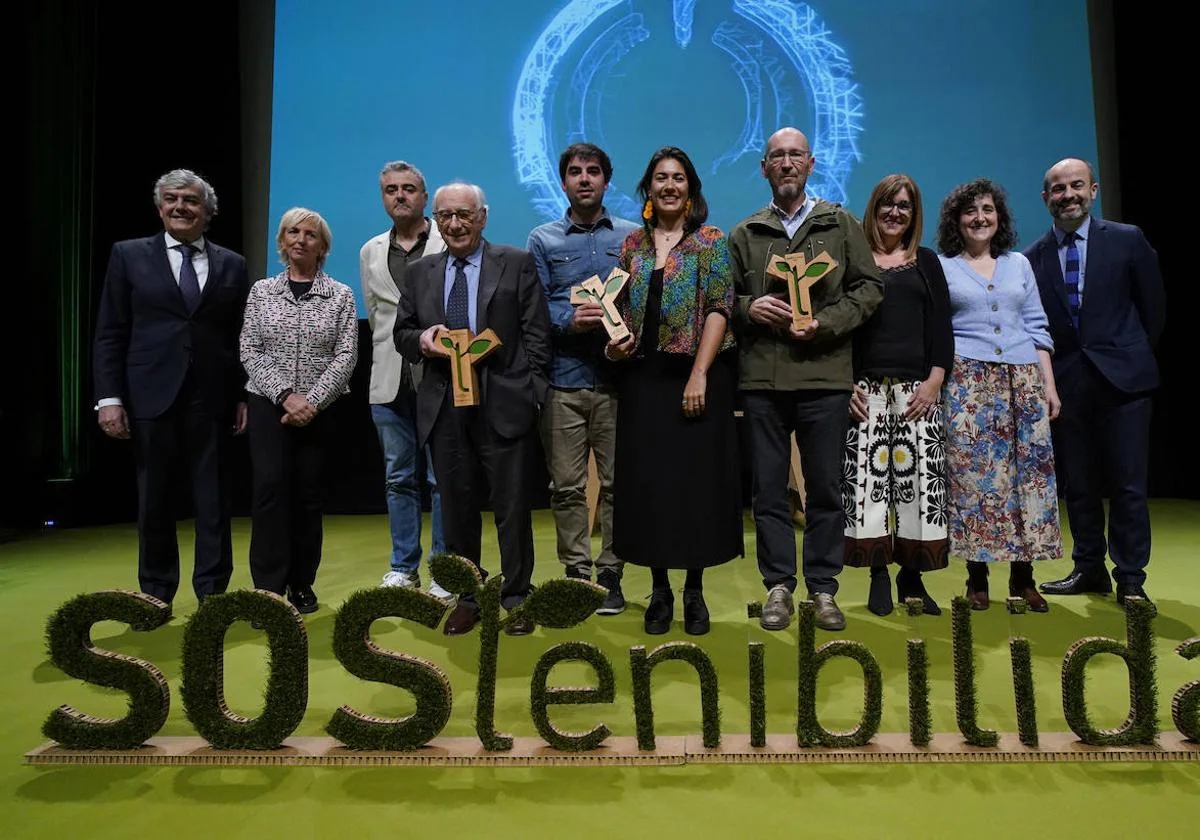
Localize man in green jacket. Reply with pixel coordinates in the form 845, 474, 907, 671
729, 127, 883, 632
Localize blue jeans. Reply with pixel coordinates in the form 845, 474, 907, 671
371, 400, 444, 575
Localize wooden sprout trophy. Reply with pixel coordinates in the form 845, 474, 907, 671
440, 328, 502, 407
765, 250, 839, 330
570, 267, 631, 341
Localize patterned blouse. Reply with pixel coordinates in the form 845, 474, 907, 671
240, 270, 359, 410
617, 224, 736, 356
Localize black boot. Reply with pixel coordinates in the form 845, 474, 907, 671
682, 589, 710, 635
644, 588, 674, 635
896, 568, 941, 616
867, 566, 894, 616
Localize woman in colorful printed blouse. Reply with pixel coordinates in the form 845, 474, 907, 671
240, 208, 358, 615
842, 175, 953, 617
937, 179, 1062, 611
606, 147, 743, 636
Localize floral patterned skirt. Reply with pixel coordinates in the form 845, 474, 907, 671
943, 356, 1061, 564
841, 377, 949, 571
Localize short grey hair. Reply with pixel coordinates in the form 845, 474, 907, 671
380, 160, 427, 192
153, 169, 218, 218
433, 181, 487, 211
275, 207, 333, 271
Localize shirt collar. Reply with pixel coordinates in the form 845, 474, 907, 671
164, 231, 206, 252
770, 195, 813, 223
450, 243, 484, 268
564, 208, 615, 234
391, 219, 431, 247
1054, 215, 1091, 245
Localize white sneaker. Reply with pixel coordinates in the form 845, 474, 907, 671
381, 571, 419, 589
428, 578, 455, 603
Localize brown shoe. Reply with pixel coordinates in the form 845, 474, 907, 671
1009, 585, 1049, 613
443, 602, 481, 636
965, 582, 990, 611
504, 612, 535, 636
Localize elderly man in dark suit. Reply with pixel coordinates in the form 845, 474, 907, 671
394, 182, 551, 636
93, 169, 250, 608
1024, 158, 1165, 606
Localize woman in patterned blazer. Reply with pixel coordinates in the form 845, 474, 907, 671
240, 207, 358, 614
605, 147, 743, 636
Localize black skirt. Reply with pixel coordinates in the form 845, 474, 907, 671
612, 270, 743, 569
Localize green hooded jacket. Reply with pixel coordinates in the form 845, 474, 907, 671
729, 201, 883, 391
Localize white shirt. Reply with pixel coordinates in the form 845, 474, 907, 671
164, 231, 210, 291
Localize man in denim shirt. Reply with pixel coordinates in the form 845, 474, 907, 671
527, 143, 638, 614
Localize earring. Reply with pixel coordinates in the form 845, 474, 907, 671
684, 198, 693, 215
642, 200, 653, 221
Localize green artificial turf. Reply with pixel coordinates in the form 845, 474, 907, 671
3, 504, 1199, 838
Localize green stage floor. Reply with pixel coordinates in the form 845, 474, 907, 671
3, 504, 1199, 837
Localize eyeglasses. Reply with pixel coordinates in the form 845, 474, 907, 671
433, 208, 479, 224
765, 149, 811, 165
880, 200, 914, 214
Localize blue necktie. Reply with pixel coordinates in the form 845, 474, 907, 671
446, 257, 470, 330
179, 243, 202, 311
1064, 232, 1081, 330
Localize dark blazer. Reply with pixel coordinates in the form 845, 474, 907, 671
393, 241, 551, 445
93, 233, 250, 419
1023, 217, 1165, 393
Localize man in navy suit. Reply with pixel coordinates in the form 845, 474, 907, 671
93, 169, 250, 607
1024, 158, 1165, 605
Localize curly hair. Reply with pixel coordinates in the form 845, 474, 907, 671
936, 178, 1017, 258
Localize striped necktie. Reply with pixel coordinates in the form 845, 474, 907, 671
1063, 231, 1081, 330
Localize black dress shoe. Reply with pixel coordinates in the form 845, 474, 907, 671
682, 589, 710, 635
1039, 569, 1112, 596
644, 588, 674, 635
287, 586, 318, 614
1116, 583, 1153, 607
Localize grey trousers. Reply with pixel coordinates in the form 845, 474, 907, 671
539, 386, 621, 575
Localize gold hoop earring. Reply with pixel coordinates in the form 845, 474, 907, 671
684, 198, 693, 216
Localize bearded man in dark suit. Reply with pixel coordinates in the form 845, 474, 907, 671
1023, 158, 1165, 606
93, 169, 249, 607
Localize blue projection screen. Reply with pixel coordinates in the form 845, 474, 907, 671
269, 0, 1098, 311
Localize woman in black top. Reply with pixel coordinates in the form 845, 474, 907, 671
841, 175, 953, 615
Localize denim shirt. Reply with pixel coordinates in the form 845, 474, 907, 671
527, 209, 639, 388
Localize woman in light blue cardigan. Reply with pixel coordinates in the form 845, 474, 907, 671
937, 179, 1062, 612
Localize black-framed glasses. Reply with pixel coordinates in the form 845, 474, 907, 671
880, 200, 914, 214
433, 208, 478, 224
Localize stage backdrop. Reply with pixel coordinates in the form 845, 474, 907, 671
268, 0, 1098, 313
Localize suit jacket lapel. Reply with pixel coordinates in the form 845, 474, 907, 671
431, 252, 448, 324
1038, 230, 1072, 326
477, 241, 502, 333
197, 241, 223, 310
1082, 216, 1107, 317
